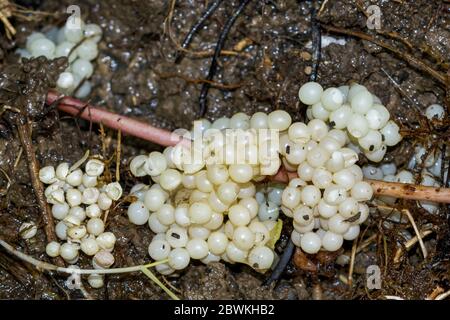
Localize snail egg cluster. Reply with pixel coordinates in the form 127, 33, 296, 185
17, 17, 102, 99
278, 119, 372, 254
127, 82, 402, 272
363, 145, 445, 214
127, 112, 293, 274
286, 82, 402, 254
39, 158, 122, 288
300, 82, 402, 162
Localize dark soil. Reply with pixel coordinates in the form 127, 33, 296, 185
0, 0, 449, 300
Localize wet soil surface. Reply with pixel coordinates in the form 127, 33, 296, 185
0, 0, 449, 299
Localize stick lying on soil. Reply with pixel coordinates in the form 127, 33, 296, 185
46, 91, 450, 204
46, 91, 184, 147
270, 169, 450, 204
16, 119, 64, 266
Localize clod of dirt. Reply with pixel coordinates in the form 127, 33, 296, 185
0, 56, 67, 120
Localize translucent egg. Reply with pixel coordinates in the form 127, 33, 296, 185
268, 110, 292, 131
250, 112, 269, 129
166, 226, 189, 248
380, 162, 397, 175
362, 165, 384, 180
228, 204, 251, 226
322, 231, 343, 251
225, 242, 248, 263
307, 119, 329, 142
306, 146, 330, 168
300, 232, 321, 254
55, 41, 77, 62
350, 181, 373, 201
321, 87, 344, 111
207, 231, 229, 255
365, 108, 383, 130
84, 23, 103, 43
298, 82, 323, 105
333, 168, 356, 190
343, 225, 360, 240
425, 104, 445, 120
301, 185, 321, 206
26, 32, 46, 52
30, 38, 55, 58
148, 213, 169, 233
317, 199, 338, 218
328, 214, 350, 234
358, 130, 382, 151
186, 239, 209, 259
380, 120, 402, 147
71, 59, 94, 79
127, 201, 150, 225
350, 90, 373, 114
168, 248, 190, 270
364, 144, 387, 162
311, 102, 330, 121
258, 200, 279, 221
347, 114, 369, 138
64, 20, 85, 43
248, 246, 274, 270
77, 40, 98, 61
288, 122, 311, 144
229, 113, 250, 130
328, 105, 351, 130
74, 80, 92, 98
211, 117, 230, 130
232, 226, 255, 251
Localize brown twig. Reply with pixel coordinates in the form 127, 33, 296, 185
401, 209, 427, 259
367, 179, 450, 204
16, 120, 64, 266
46, 91, 186, 147
393, 229, 433, 263
271, 169, 450, 204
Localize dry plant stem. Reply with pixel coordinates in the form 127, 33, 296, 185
140, 267, 180, 300
384, 295, 404, 300
435, 290, 450, 301
356, 234, 377, 254
322, 25, 446, 85
427, 286, 444, 300
0, 238, 167, 275
401, 209, 427, 259
347, 236, 358, 287
271, 169, 450, 203
47, 92, 450, 203
47, 91, 186, 147
367, 179, 450, 203
16, 120, 64, 266
393, 229, 433, 263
